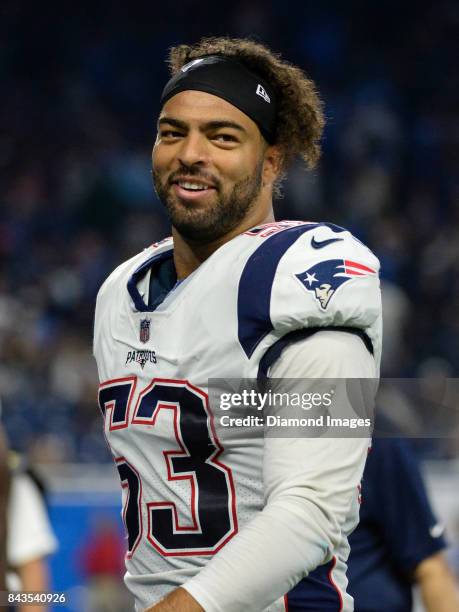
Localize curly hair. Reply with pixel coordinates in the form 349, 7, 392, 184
167, 37, 325, 178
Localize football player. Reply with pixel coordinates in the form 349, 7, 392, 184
94, 37, 382, 611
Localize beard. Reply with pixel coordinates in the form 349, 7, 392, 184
152, 159, 264, 243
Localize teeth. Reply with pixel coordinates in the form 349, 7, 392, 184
178, 181, 208, 191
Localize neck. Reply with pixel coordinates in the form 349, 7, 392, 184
173, 207, 274, 279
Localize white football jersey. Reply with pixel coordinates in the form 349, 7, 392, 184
93, 221, 382, 611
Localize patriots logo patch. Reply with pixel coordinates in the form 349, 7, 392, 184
296, 259, 377, 310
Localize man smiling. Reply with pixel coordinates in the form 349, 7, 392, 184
94, 38, 382, 611
153, 95, 267, 245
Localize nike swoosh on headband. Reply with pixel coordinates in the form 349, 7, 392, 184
311, 237, 344, 249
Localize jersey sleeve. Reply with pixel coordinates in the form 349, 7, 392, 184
271, 226, 381, 350
237, 223, 382, 371
183, 330, 374, 612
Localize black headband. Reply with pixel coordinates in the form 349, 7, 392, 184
159, 55, 277, 143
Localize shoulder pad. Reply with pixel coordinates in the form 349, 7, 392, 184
237, 222, 381, 361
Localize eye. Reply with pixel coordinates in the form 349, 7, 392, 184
212, 133, 239, 144
160, 130, 183, 139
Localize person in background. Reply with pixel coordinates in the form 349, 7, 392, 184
6, 453, 58, 612
347, 419, 459, 612
78, 514, 133, 612
0, 426, 10, 601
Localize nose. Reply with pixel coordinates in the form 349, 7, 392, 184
177, 132, 210, 167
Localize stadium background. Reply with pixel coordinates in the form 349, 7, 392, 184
1, 1, 458, 610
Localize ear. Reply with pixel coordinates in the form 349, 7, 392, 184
262, 145, 283, 187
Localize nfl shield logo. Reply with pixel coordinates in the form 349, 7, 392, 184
139, 318, 151, 344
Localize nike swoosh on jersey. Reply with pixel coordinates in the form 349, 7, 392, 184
429, 523, 445, 538
311, 237, 344, 249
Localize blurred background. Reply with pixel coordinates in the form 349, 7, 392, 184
0, 0, 458, 610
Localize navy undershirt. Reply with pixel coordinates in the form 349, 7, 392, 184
147, 252, 180, 309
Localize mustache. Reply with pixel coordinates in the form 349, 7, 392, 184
167, 166, 221, 190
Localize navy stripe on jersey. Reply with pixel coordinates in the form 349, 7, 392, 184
286, 558, 342, 611
127, 249, 174, 312
257, 327, 374, 381
237, 223, 347, 358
